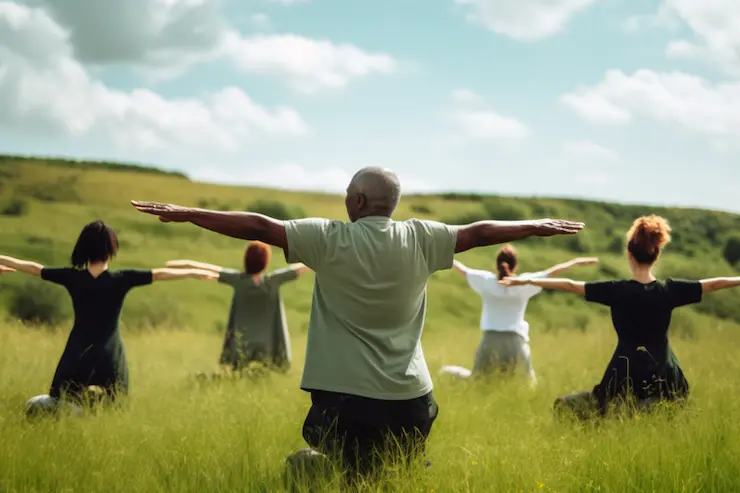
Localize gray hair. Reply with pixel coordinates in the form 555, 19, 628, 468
349, 166, 402, 215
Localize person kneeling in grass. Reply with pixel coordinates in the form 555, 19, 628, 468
500, 215, 740, 419
165, 242, 310, 376
441, 247, 598, 385
132, 166, 584, 483
0, 220, 217, 417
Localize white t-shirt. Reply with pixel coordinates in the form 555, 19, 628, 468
464, 269, 549, 342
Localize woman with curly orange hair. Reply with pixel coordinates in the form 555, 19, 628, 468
501, 215, 740, 418
166, 242, 310, 373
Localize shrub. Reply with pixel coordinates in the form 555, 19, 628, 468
247, 199, 305, 220
410, 204, 433, 214
1, 197, 29, 216
18, 179, 80, 203
9, 280, 70, 326
607, 236, 624, 254
482, 199, 528, 221
439, 193, 484, 202
441, 210, 488, 226
723, 234, 740, 267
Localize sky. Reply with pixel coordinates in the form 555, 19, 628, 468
0, 0, 738, 212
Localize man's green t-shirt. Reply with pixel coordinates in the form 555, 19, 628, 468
284, 216, 458, 400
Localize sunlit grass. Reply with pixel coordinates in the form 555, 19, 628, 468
1, 321, 739, 492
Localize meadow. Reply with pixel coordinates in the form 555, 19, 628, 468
1, 156, 740, 492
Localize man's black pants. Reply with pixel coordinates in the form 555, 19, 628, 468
301, 390, 438, 478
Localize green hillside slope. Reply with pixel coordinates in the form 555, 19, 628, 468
1, 155, 739, 337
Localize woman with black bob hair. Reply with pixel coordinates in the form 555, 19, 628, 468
500, 215, 740, 419
0, 220, 217, 416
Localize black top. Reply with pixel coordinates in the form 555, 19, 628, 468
41, 267, 153, 399
584, 278, 703, 410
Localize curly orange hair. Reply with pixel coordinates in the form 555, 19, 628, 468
626, 215, 672, 265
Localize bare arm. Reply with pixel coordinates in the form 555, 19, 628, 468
452, 259, 470, 277
543, 257, 599, 278
453, 219, 585, 254
0, 255, 43, 277
700, 277, 740, 294
165, 259, 224, 272
500, 276, 586, 296
151, 268, 219, 282
291, 263, 311, 276
0, 266, 16, 274
131, 202, 288, 249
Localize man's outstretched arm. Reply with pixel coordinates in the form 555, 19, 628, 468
131, 201, 288, 249
453, 219, 584, 254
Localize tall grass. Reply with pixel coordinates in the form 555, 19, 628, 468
1, 321, 739, 492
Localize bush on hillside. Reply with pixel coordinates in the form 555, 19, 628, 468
439, 193, 484, 202
247, 199, 305, 220
482, 199, 528, 221
1, 197, 29, 216
723, 234, 740, 267
18, 180, 80, 203
410, 204, 433, 215
441, 210, 487, 225
9, 281, 70, 327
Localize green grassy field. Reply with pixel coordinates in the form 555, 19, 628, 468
1, 156, 740, 492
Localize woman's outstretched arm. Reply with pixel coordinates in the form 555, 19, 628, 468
151, 268, 219, 282
700, 277, 740, 294
451, 259, 471, 277
0, 266, 16, 274
165, 259, 224, 272
500, 276, 586, 295
292, 263, 311, 276
0, 255, 42, 276
543, 257, 599, 277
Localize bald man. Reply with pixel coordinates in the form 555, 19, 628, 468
132, 166, 584, 480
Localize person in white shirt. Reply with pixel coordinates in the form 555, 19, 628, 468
441, 244, 598, 384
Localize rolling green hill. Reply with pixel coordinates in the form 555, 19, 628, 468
1, 154, 739, 337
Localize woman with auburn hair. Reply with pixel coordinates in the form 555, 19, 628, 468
0, 220, 217, 416
501, 215, 740, 418
165, 241, 310, 374
441, 244, 598, 383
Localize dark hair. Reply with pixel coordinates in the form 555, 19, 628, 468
244, 242, 271, 275
70, 220, 119, 268
626, 215, 672, 265
496, 245, 518, 279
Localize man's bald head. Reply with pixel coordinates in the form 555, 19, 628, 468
345, 166, 401, 221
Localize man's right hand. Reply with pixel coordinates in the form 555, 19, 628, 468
131, 201, 192, 222
531, 219, 585, 237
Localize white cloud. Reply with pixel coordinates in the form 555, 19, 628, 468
451, 88, 483, 103
195, 164, 351, 193
447, 90, 530, 142
622, 5, 680, 34
0, 2, 308, 151
33, 0, 397, 91
454, 0, 595, 41
561, 69, 740, 138
220, 32, 397, 93
563, 140, 619, 163
193, 163, 435, 194
249, 13, 270, 29
449, 110, 530, 140
632, 0, 740, 76
38, 0, 224, 68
